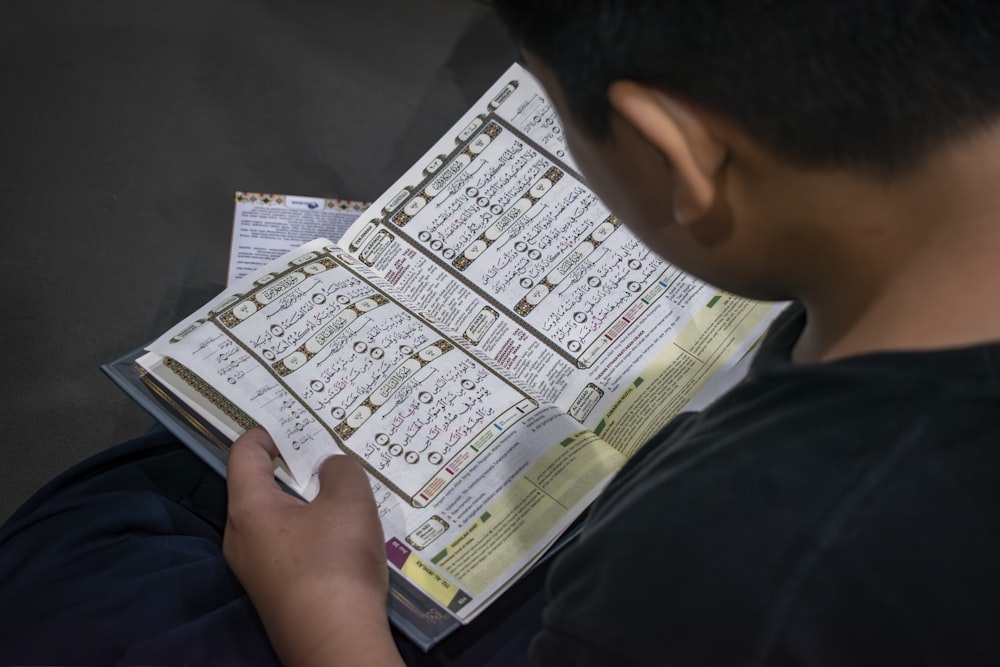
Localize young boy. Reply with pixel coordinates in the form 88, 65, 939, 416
224, 2, 1000, 664
4, 1, 999, 665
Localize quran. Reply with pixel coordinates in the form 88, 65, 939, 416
104, 64, 781, 650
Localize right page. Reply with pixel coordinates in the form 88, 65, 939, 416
342, 64, 784, 456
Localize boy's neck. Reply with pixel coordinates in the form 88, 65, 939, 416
785, 124, 1000, 363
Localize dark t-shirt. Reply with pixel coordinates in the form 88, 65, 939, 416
531, 305, 1000, 666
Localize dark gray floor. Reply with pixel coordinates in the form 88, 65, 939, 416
0, 0, 516, 523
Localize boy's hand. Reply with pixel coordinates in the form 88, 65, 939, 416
223, 428, 403, 667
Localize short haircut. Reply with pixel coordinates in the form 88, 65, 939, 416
493, 0, 1000, 173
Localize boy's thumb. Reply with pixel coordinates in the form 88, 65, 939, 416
313, 454, 377, 509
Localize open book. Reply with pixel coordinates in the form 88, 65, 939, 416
106, 64, 783, 650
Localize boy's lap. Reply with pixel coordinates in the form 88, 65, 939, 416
0, 431, 279, 665
0, 431, 541, 666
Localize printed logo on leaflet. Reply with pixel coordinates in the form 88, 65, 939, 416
287, 198, 321, 210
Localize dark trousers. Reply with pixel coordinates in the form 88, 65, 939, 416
0, 427, 544, 666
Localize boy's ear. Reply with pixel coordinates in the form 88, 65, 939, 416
608, 81, 728, 225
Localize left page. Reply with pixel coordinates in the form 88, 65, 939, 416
143, 239, 625, 623
227, 192, 368, 285
151, 239, 540, 498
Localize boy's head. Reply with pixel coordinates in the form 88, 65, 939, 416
492, 1, 1000, 301
495, 0, 1000, 174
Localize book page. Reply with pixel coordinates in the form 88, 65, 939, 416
154, 239, 539, 502
227, 192, 367, 285
140, 66, 784, 627
342, 64, 784, 454
145, 239, 625, 621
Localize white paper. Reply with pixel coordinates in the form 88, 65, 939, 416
227, 192, 367, 285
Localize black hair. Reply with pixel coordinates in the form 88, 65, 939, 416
493, 0, 1000, 173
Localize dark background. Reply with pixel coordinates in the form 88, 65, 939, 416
0, 0, 517, 522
